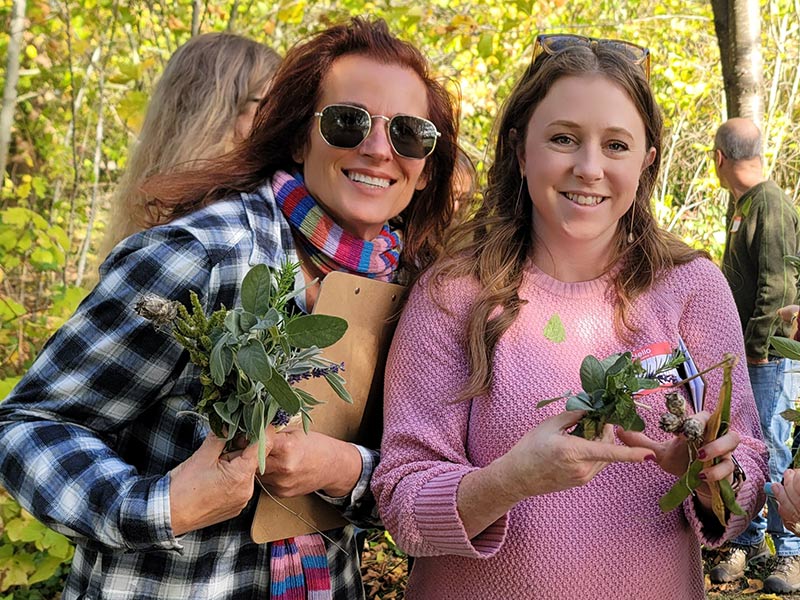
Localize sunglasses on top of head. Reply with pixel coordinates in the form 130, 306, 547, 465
313, 103, 441, 160
532, 33, 651, 81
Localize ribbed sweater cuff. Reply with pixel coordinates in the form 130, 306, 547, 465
683, 474, 764, 548
415, 469, 507, 558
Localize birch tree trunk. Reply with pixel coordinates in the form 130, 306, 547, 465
75, 71, 105, 287
192, 0, 202, 36
0, 0, 27, 177
227, 0, 240, 32
711, 0, 764, 129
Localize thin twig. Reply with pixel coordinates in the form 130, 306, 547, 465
664, 353, 738, 409
254, 478, 351, 558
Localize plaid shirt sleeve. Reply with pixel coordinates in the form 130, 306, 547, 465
316, 444, 382, 528
0, 229, 222, 552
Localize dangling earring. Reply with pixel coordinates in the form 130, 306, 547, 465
627, 201, 636, 244
514, 171, 525, 215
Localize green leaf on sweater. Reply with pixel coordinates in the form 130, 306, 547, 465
543, 314, 566, 343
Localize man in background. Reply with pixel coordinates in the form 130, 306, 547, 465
710, 117, 800, 594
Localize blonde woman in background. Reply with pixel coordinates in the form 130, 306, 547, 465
100, 32, 281, 257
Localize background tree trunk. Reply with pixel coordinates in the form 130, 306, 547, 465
712, 0, 764, 129
227, 0, 239, 31
192, 0, 202, 36
75, 71, 105, 288
0, 0, 27, 177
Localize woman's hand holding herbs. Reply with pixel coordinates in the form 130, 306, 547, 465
256, 428, 363, 498
223, 426, 362, 497
457, 411, 652, 539
543, 351, 745, 525
169, 432, 264, 537
496, 411, 654, 498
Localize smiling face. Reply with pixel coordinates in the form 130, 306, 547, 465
518, 74, 656, 261
294, 54, 430, 240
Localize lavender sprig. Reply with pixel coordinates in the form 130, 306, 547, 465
287, 362, 345, 384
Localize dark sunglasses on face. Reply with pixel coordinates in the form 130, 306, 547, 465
313, 103, 441, 160
532, 33, 651, 81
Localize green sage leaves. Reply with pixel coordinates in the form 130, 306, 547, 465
539, 350, 685, 440
135, 261, 351, 473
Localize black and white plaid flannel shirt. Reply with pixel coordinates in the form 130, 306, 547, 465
0, 180, 381, 599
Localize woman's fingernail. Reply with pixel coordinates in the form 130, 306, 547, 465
699, 472, 707, 480
645, 454, 657, 462
698, 449, 707, 460
765, 482, 774, 495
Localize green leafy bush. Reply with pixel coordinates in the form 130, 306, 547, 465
0, 488, 73, 596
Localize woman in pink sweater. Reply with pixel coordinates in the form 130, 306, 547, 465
372, 35, 768, 599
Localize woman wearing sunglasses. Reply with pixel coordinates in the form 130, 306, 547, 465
0, 18, 457, 600
372, 34, 767, 599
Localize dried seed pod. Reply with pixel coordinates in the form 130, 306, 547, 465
134, 293, 179, 328
665, 392, 687, 419
680, 417, 704, 444
659, 412, 683, 434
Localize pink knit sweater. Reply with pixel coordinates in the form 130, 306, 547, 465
372, 257, 768, 600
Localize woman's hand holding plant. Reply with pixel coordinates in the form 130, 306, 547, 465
495, 410, 653, 500
169, 432, 263, 536
257, 428, 363, 498
616, 413, 741, 511
771, 470, 800, 535
457, 410, 652, 539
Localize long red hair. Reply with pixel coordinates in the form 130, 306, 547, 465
142, 18, 459, 278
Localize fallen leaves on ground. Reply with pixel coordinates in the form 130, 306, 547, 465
361, 531, 408, 599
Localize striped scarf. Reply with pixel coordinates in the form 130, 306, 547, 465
270, 535, 332, 600
272, 170, 403, 282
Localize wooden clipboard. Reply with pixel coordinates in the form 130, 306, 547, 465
250, 271, 404, 543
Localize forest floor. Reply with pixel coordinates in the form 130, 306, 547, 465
360, 540, 800, 600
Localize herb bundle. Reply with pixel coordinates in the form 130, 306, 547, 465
536, 350, 686, 439
135, 262, 351, 472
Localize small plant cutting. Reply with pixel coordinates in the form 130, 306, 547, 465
536, 350, 687, 439
135, 262, 351, 473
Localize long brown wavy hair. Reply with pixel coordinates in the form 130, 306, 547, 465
101, 33, 281, 257
142, 18, 459, 279
432, 43, 705, 400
